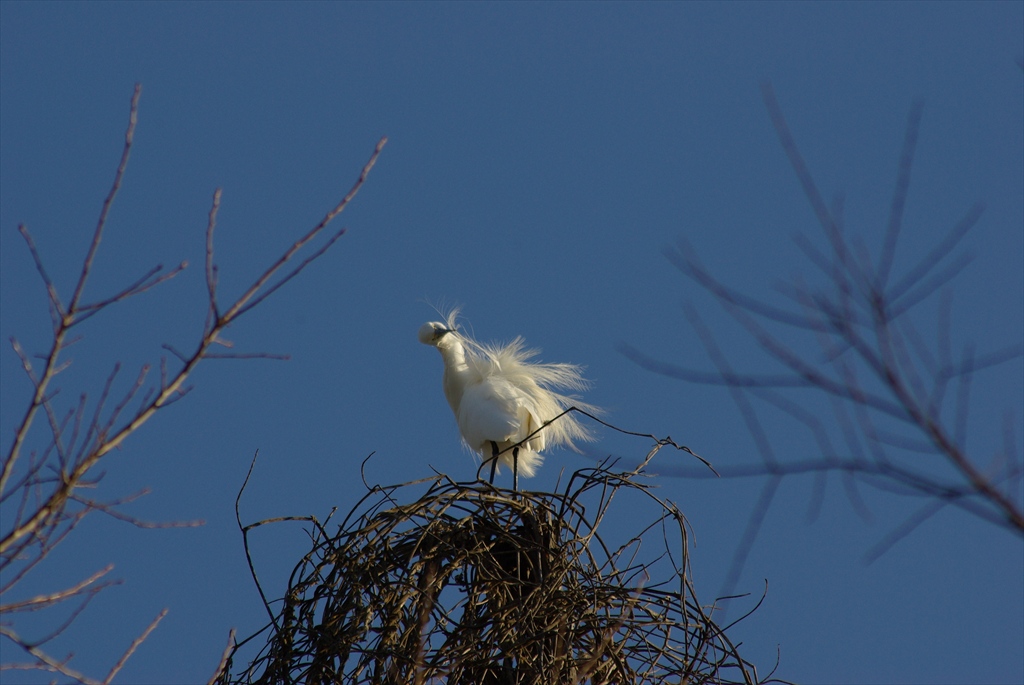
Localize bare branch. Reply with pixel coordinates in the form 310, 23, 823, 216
201, 352, 290, 361
102, 608, 167, 685
888, 202, 983, 304
207, 629, 236, 685
230, 135, 388, 321
232, 223, 347, 317
1, 135, 388, 560
205, 188, 223, 326
760, 82, 868, 297
73, 491, 204, 529
76, 260, 188, 324
2, 85, 388, 683
0, 625, 102, 685
664, 242, 824, 331
889, 250, 974, 319
624, 90, 1024, 576
16, 224, 65, 324
618, 342, 808, 390
863, 499, 945, 565
67, 83, 141, 315
876, 98, 924, 289
0, 564, 115, 614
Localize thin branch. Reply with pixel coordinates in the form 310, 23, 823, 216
875, 98, 924, 289
102, 608, 167, 685
760, 82, 868, 297
618, 342, 808, 390
76, 261, 188, 323
664, 242, 825, 332
207, 629, 236, 685
205, 188, 223, 326
1, 135, 388, 559
228, 136, 387, 322
0, 564, 115, 614
16, 224, 65, 323
889, 250, 974, 320
862, 498, 945, 565
235, 451, 280, 631
233, 224, 347, 317
73, 492, 204, 529
888, 202, 983, 304
67, 84, 141, 315
202, 352, 291, 361
0, 625, 102, 685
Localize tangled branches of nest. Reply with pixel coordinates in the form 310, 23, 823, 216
219, 453, 769, 684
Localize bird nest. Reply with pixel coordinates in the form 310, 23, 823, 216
219, 454, 767, 684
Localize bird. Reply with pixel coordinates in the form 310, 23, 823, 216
418, 309, 596, 489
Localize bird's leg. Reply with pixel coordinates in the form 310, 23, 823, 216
489, 441, 499, 484
512, 447, 520, 492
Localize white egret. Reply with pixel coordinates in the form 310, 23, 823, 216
418, 310, 596, 488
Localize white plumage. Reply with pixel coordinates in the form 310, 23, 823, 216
418, 309, 595, 485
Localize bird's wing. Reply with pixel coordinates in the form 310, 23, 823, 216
457, 376, 542, 453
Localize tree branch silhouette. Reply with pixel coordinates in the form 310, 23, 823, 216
622, 82, 1022, 602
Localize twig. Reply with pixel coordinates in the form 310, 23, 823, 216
102, 608, 167, 685
207, 629, 237, 685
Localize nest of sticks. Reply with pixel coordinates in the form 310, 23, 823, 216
220, 452, 766, 684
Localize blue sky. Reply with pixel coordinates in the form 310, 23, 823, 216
1, 2, 1022, 683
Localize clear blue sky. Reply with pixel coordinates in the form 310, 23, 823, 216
1, 2, 1021, 684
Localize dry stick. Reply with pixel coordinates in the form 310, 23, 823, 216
0, 505, 92, 597
0, 625, 104, 685
761, 81, 866, 296
14, 223, 63, 324
888, 202, 983, 306
492, 405, 715, 476
206, 629, 237, 685
863, 498, 946, 565
684, 304, 784, 605
76, 261, 188, 323
233, 451, 332, 635
74, 491, 204, 529
230, 135, 387, 321
0, 564, 115, 614
69, 84, 142, 314
621, 97, 1021, 587
889, 251, 974, 320
875, 99, 924, 290
665, 241, 820, 331
235, 450, 281, 630
18, 583, 108, 650
205, 188, 222, 323
102, 608, 168, 685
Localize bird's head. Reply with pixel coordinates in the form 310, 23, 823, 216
418, 321, 455, 348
